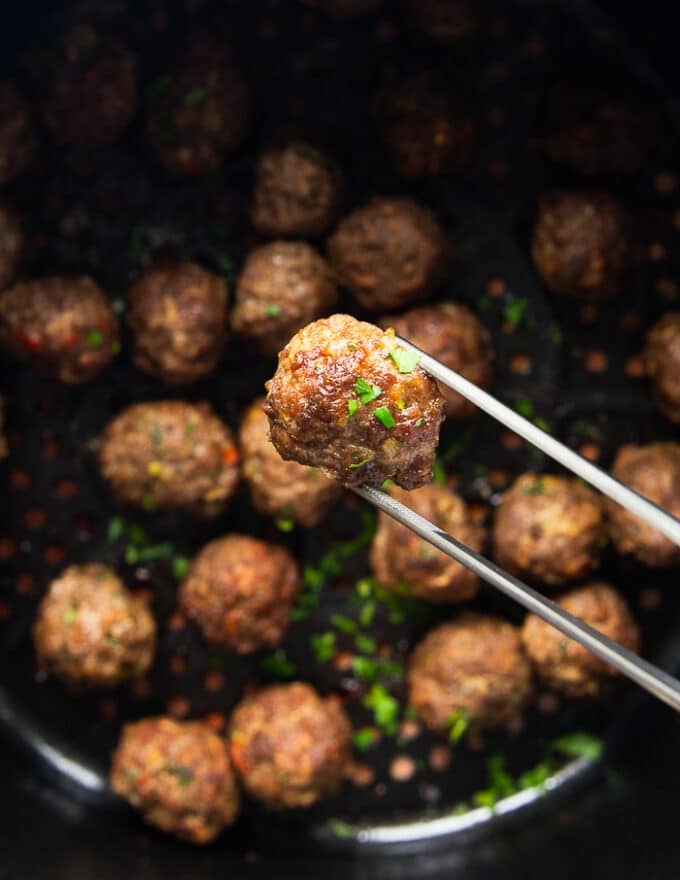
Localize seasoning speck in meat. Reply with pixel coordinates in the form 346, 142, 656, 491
0, 275, 119, 383
531, 190, 637, 299
42, 25, 138, 147
382, 302, 493, 419
408, 614, 532, 732
98, 401, 239, 517
492, 473, 605, 587
239, 398, 341, 527
371, 483, 484, 603
33, 564, 155, 687
604, 443, 680, 568
249, 139, 344, 238
128, 261, 229, 384
0, 82, 37, 184
328, 197, 449, 310
264, 314, 445, 489
179, 534, 300, 653
375, 71, 477, 178
231, 241, 338, 357
110, 716, 240, 844
521, 582, 639, 698
147, 41, 248, 175
229, 682, 351, 809
0, 201, 25, 291
643, 312, 680, 423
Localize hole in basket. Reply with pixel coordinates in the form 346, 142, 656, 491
0, 537, 17, 559
16, 572, 36, 595
584, 349, 608, 373
10, 469, 31, 491
24, 508, 46, 529
54, 477, 79, 500
509, 353, 532, 375
44, 544, 67, 566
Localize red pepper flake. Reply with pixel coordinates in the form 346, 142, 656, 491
16, 331, 42, 351
222, 445, 239, 466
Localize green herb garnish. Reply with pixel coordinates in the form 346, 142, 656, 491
354, 633, 377, 654
354, 377, 381, 404
389, 347, 421, 374
352, 727, 377, 752
184, 86, 206, 104
264, 304, 281, 317
373, 407, 395, 429
260, 649, 296, 678
172, 556, 190, 580
63, 607, 77, 624
87, 330, 103, 347
446, 709, 469, 744
349, 456, 372, 469
503, 296, 531, 328
551, 732, 603, 761
164, 765, 193, 787
347, 399, 359, 418
362, 683, 400, 735
310, 631, 336, 663
107, 516, 125, 543
276, 517, 295, 533
331, 614, 357, 634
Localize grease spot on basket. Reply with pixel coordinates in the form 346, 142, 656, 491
0, 537, 17, 559
390, 755, 416, 782
429, 744, 452, 771
24, 508, 46, 529
166, 695, 190, 718
54, 477, 78, 500
10, 469, 30, 491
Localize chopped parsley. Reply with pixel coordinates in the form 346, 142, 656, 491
150, 423, 164, 445
327, 819, 354, 839
111, 340, 121, 355
551, 732, 603, 761
310, 631, 336, 663
276, 517, 295, 533
164, 765, 193, 787
352, 727, 377, 752
264, 304, 281, 317
331, 614, 357, 634
363, 684, 400, 735
107, 516, 125, 543
514, 397, 535, 418
125, 542, 174, 565
185, 422, 197, 437
433, 459, 447, 485
347, 341, 357, 349
347, 399, 359, 418
518, 760, 553, 790
260, 649, 296, 678
172, 555, 190, 580
351, 656, 404, 683
87, 329, 103, 347
523, 478, 545, 495
373, 407, 395, 429
446, 709, 469, 744
63, 607, 77, 624
354, 633, 377, 654
184, 86, 206, 104
389, 347, 421, 374
415, 418, 424, 427
349, 456, 372, 469
503, 296, 533, 329
354, 377, 382, 404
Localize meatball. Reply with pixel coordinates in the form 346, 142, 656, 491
42, 25, 138, 147
265, 314, 445, 489
382, 302, 493, 419
531, 190, 636, 299
521, 582, 640, 697
110, 717, 240, 844
375, 71, 477, 179
33, 564, 155, 687
229, 682, 351, 809
231, 242, 338, 357
0, 201, 25, 291
402, 0, 486, 43
98, 401, 239, 517
408, 614, 532, 731
327, 197, 449, 310
179, 534, 300, 654
604, 443, 680, 567
0, 82, 36, 184
643, 312, 680, 423
0, 275, 119, 383
128, 261, 228, 384
300, 0, 382, 18
147, 41, 248, 175
371, 483, 484, 602
492, 473, 605, 587
239, 398, 341, 527
249, 139, 344, 238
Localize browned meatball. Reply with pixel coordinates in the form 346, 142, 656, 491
229, 682, 351, 809
179, 534, 300, 654
328, 197, 449, 310
643, 313, 680, 423
249, 139, 344, 238
408, 614, 532, 732
492, 474, 605, 587
0, 276, 119, 383
375, 71, 477, 179
98, 401, 239, 517
110, 717, 240, 844
231, 242, 338, 357
402, 0, 486, 43
531, 190, 636, 299
604, 443, 680, 567
0, 83, 36, 184
147, 41, 248, 175
33, 564, 155, 687
371, 484, 484, 603
301, 0, 382, 18
521, 582, 640, 697
0, 201, 25, 292
265, 314, 445, 489
239, 398, 341, 527
383, 302, 493, 419
42, 25, 138, 147
128, 261, 228, 384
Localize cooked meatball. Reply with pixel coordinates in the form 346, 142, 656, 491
301, 0, 382, 18
0, 201, 25, 291
179, 534, 300, 654
327, 197, 449, 310
239, 398, 341, 526
371, 483, 484, 602
42, 25, 138, 147
249, 139, 344, 238
492, 474, 605, 587
408, 614, 532, 731
531, 190, 636, 299
0, 82, 36, 184
265, 314, 445, 489
128, 261, 228, 384
375, 71, 477, 179
110, 716, 240, 844
402, 0, 486, 43
98, 401, 239, 517
604, 443, 680, 567
147, 41, 248, 175
521, 582, 640, 697
229, 682, 351, 809
231, 242, 338, 357
33, 564, 155, 687
643, 313, 680, 423
383, 302, 493, 419
0, 275, 119, 383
